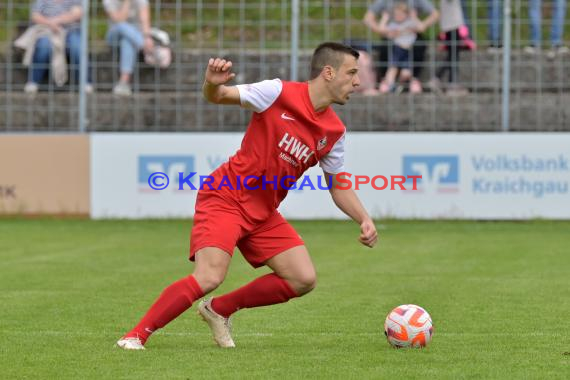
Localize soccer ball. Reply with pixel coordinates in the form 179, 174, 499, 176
384, 304, 433, 348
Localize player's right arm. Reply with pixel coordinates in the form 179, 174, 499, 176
202, 58, 240, 105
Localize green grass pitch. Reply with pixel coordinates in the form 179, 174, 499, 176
1, 219, 569, 379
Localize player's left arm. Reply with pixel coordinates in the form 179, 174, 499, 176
324, 172, 378, 248
202, 58, 240, 105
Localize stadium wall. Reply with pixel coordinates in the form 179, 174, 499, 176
90, 133, 570, 220
0, 135, 90, 216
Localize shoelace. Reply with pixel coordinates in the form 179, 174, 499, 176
206, 302, 233, 334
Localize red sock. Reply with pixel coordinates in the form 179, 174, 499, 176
125, 275, 203, 344
211, 273, 298, 318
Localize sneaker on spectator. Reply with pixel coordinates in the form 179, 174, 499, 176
545, 45, 568, 59
486, 44, 503, 54
113, 82, 132, 97
24, 82, 38, 94
427, 77, 444, 95
555, 45, 569, 55
446, 83, 469, 97
409, 79, 422, 94
523, 45, 538, 54
393, 84, 405, 95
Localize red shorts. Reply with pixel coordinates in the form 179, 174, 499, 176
189, 193, 304, 268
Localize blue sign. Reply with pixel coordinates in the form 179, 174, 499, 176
138, 155, 195, 187
403, 155, 459, 192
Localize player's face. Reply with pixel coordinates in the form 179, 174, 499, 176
330, 55, 360, 105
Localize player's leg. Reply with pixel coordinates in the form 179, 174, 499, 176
200, 246, 310, 348
209, 212, 314, 317
264, 245, 316, 295
117, 247, 230, 349
198, 213, 305, 347
210, 245, 313, 318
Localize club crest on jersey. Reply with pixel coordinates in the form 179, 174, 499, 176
317, 136, 327, 150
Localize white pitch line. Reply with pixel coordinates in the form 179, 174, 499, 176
2, 330, 563, 338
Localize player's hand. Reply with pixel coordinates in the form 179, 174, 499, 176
359, 219, 378, 248
205, 58, 236, 86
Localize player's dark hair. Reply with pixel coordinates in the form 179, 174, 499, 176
310, 42, 360, 79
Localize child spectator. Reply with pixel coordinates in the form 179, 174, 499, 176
363, 0, 440, 94
378, 2, 419, 93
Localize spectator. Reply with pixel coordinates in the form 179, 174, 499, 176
18, 0, 92, 94
377, 2, 419, 93
104, 0, 154, 96
429, 0, 471, 96
364, 0, 439, 94
525, 0, 568, 58
460, 0, 472, 32
354, 49, 380, 95
487, 0, 503, 52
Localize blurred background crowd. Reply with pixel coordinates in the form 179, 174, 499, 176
0, 0, 568, 131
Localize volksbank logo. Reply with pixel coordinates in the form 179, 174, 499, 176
403, 155, 459, 193
138, 155, 195, 192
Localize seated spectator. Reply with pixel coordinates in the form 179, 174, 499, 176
16, 0, 92, 94
363, 0, 439, 94
429, 0, 473, 96
525, 0, 568, 58
104, 0, 154, 96
377, 2, 419, 93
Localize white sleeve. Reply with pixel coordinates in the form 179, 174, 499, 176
236, 79, 283, 113
319, 134, 345, 174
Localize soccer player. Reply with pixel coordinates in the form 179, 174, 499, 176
117, 42, 378, 350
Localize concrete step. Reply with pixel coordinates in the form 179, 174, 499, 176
0, 49, 569, 92
1, 91, 568, 132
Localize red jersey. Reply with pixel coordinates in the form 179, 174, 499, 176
201, 80, 346, 223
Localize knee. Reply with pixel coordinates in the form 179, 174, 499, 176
113, 22, 130, 34
107, 23, 127, 43
400, 70, 412, 81
290, 270, 317, 296
193, 270, 225, 294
